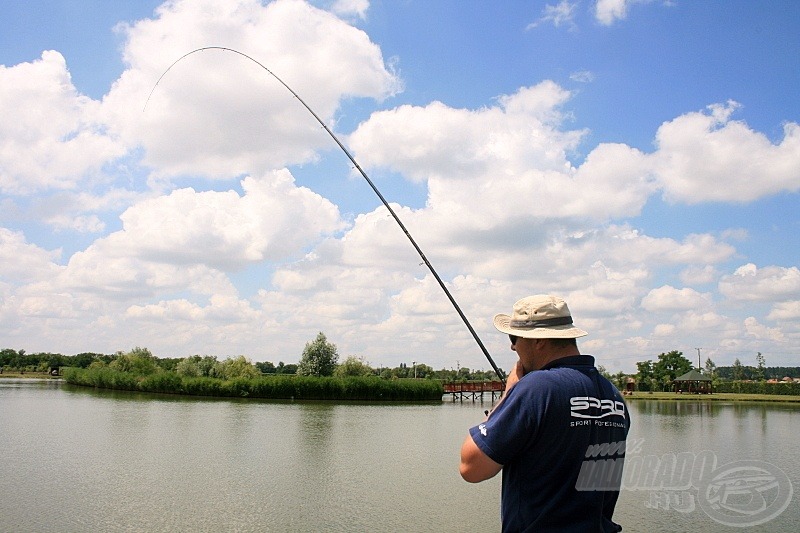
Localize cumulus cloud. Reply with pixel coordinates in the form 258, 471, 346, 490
595, 0, 630, 25
115, 169, 345, 270
0, 228, 62, 282
768, 301, 800, 320
0, 51, 126, 194
719, 263, 800, 302
743, 316, 785, 342
652, 102, 800, 203
641, 286, 712, 311
104, 0, 400, 180
330, 0, 369, 19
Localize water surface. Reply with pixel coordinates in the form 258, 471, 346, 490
1, 380, 797, 531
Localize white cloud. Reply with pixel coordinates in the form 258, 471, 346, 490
0, 228, 62, 282
768, 301, 800, 321
641, 285, 712, 312
743, 316, 785, 342
595, 0, 630, 25
719, 263, 800, 302
330, 0, 369, 19
104, 0, 400, 180
115, 169, 345, 270
652, 102, 800, 203
0, 51, 126, 194
528, 1, 578, 30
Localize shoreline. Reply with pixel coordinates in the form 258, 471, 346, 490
4, 374, 799, 404
624, 391, 800, 403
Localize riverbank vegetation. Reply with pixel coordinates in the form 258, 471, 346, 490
61, 366, 444, 401
624, 391, 800, 403
5, 337, 448, 400
599, 350, 800, 396
1, 335, 500, 383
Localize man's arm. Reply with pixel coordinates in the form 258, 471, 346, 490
459, 360, 526, 483
459, 433, 503, 482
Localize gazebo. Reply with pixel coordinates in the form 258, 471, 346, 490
673, 369, 713, 394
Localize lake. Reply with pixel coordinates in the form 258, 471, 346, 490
1, 379, 797, 532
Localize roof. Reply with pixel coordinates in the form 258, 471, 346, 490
674, 368, 712, 381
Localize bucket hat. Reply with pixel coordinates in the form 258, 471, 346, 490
493, 295, 588, 339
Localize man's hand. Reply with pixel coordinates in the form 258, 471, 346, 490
504, 359, 526, 392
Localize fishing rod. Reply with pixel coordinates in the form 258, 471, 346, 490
145, 46, 505, 383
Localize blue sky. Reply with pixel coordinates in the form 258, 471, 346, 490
1, 0, 798, 373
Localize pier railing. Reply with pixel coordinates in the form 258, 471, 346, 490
442, 380, 505, 402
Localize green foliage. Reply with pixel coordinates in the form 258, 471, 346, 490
732, 358, 745, 381
704, 357, 717, 381
62, 367, 444, 401
755, 352, 766, 381
654, 350, 693, 386
635, 360, 654, 391
213, 356, 261, 380
715, 381, 800, 395
334, 356, 374, 377
297, 332, 339, 377
109, 347, 159, 376
139, 371, 183, 393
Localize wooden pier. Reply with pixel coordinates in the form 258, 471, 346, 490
443, 381, 505, 402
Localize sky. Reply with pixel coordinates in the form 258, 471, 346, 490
1, 0, 798, 374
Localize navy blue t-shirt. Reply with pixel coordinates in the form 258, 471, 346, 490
469, 355, 629, 532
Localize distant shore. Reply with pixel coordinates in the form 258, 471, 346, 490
4, 373, 799, 404
624, 391, 800, 403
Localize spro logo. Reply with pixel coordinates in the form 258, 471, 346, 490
570, 396, 626, 419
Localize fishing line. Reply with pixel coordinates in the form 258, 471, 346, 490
144, 46, 505, 383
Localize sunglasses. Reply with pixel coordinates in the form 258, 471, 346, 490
509, 334, 518, 345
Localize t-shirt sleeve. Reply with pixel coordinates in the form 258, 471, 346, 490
468, 376, 540, 465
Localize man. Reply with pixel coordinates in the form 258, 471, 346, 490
460, 295, 629, 532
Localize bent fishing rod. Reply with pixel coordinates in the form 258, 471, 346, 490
145, 46, 505, 383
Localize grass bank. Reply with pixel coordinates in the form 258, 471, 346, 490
62, 367, 444, 401
624, 391, 800, 403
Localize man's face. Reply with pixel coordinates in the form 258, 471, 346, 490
511, 336, 547, 371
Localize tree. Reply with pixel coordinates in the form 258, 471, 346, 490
334, 356, 374, 377
109, 347, 159, 375
653, 350, 693, 391
636, 360, 654, 391
704, 357, 717, 381
732, 358, 744, 381
296, 332, 339, 377
755, 352, 766, 381
255, 361, 276, 374
214, 356, 260, 380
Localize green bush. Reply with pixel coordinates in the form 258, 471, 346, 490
140, 372, 183, 394
715, 381, 800, 395
63, 368, 444, 401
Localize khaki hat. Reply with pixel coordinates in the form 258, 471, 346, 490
493, 295, 588, 339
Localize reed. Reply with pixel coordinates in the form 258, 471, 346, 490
62, 367, 444, 401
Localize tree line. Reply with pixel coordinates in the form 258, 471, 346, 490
625, 350, 800, 392
1, 332, 500, 382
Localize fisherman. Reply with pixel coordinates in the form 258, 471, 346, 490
460, 295, 629, 532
